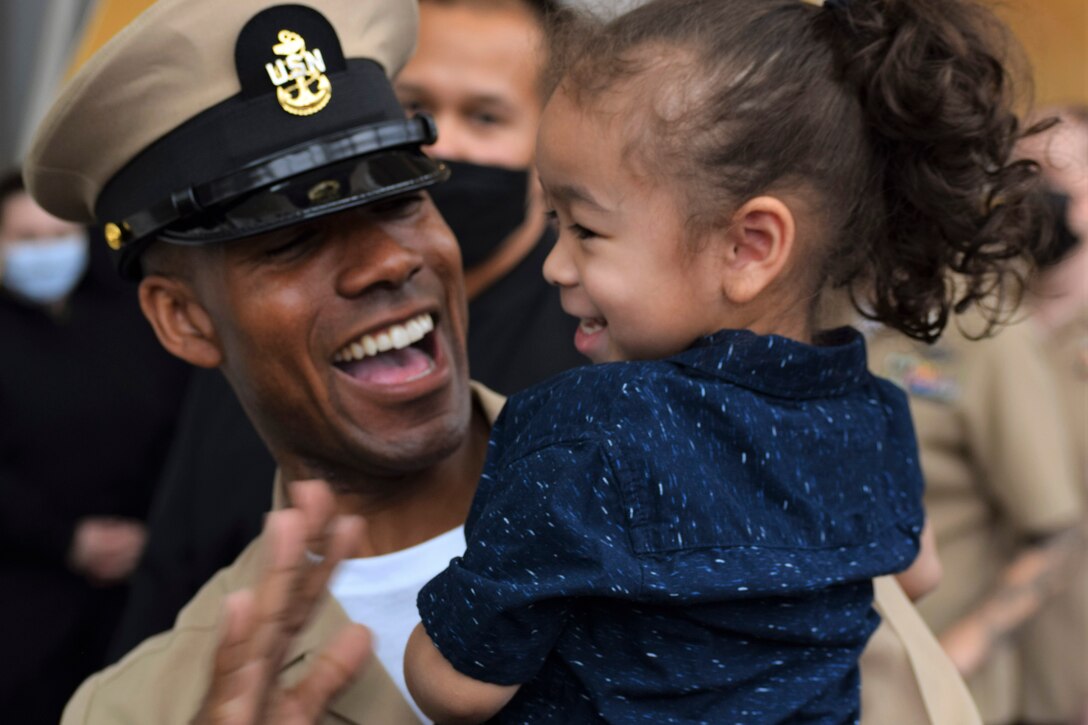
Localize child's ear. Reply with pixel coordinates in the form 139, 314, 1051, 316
138, 275, 224, 369
719, 196, 795, 304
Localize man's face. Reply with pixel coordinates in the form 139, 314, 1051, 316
1021, 117, 1088, 240
1044, 121, 1088, 240
395, 1, 544, 168
186, 192, 472, 484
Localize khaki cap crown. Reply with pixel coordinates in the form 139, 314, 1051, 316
24, 0, 420, 225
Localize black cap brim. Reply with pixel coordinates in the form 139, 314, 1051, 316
118, 149, 447, 279
165, 150, 448, 244
115, 117, 448, 279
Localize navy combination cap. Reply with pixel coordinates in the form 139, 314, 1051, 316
24, 0, 447, 279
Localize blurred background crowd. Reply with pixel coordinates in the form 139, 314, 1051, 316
0, 0, 1084, 723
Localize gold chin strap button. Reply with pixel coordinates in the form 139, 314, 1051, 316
104, 222, 129, 250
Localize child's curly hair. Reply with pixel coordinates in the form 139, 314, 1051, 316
557, 0, 1053, 342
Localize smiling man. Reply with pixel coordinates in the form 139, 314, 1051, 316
26, 0, 981, 723
106, 0, 586, 666
26, 0, 491, 720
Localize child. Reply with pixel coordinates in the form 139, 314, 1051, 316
404, 0, 1053, 721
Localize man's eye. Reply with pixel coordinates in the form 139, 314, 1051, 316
372, 194, 424, 219
265, 230, 319, 258
401, 100, 428, 115
469, 111, 502, 127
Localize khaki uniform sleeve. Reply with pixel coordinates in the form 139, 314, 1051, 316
61, 535, 421, 725
60, 551, 239, 725
961, 323, 1082, 534
61, 623, 221, 725
860, 577, 981, 725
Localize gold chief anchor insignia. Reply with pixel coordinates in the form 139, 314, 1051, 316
265, 30, 332, 116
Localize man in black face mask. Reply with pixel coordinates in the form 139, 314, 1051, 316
106, 0, 585, 662
398, 0, 585, 394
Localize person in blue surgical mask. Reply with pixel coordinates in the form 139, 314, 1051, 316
0, 169, 189, 722
0, 178, 89, 314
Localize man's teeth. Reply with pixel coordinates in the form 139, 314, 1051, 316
334, 313, 434, 363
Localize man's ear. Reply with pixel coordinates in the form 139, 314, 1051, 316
719, 196, 796, 305
138, 274, 223, 368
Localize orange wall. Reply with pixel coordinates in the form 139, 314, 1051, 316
71, 0, 1087, 107
67, 0, 156, 78
988, 0, 1088, 108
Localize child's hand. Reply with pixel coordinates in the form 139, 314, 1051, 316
405, 622, 520, 724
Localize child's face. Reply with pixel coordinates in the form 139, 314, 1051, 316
538, 92, 730, 364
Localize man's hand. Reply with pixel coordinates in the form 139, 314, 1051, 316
193, 480, 371, 725
69, 517, 147, 583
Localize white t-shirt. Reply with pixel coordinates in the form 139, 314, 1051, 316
328, 525, 467, 723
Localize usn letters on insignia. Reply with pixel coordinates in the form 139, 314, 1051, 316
265, 29, 332, 116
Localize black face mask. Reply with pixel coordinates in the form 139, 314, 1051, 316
427, 159, 530, 269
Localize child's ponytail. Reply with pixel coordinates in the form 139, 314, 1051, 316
821, 0, 1052, 340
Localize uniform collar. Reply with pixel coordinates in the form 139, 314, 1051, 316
275, 593, 423, 723
671, 327, 869, 399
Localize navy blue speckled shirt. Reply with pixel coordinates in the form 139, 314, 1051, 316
419, 328, 924, 723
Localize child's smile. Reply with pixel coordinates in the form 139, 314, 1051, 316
574, 316, 608, 358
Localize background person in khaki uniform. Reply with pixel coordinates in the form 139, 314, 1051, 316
1021, 302, 1088, 725
26, 0, 982, 722
869, 312, 1083, 724
1018, 105, 1088, 725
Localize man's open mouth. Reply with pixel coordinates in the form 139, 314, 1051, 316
332, 312, 439, 385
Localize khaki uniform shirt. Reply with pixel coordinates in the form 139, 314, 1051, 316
869, 318, 1082, 724
1019, 307, 1088, 722
63, 383, 980, 725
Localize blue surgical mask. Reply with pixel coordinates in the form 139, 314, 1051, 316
1, 233, 90, 305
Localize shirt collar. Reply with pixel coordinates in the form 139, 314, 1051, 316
670, 326, 869, 399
